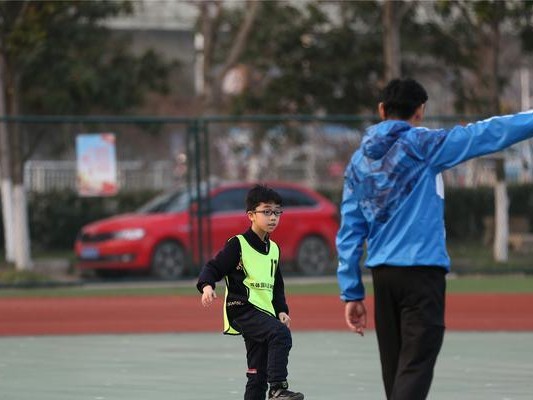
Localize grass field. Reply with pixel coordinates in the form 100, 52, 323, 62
0, 274, 532, 298
448, 240, 533, 274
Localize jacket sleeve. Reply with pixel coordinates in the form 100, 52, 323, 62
196, 236, 240, 293
272, 262, 289, 316
336, 175, 369, 301
424, 111, 533, 171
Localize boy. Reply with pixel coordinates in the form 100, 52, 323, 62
197, 184, 304, 400
337, 78, 533, 399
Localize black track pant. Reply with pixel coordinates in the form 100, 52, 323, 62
372, 266, 446, 400
232, 308, 292, 400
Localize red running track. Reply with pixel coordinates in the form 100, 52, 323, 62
1, 294, 532, 336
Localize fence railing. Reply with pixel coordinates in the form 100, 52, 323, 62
3, 114, 533, 268
24, 160, 176, 192
10, 114, 532, 194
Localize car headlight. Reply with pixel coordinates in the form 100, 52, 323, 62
113, 228, 146, 241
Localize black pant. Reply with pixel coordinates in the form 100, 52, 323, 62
232, 307, 292, 400
372, 266, 446, 400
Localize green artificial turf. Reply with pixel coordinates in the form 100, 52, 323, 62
0, 275, 531, 298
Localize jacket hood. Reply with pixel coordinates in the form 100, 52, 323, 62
362, 120, 411, 160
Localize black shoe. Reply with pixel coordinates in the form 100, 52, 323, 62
268, 382, 304, 400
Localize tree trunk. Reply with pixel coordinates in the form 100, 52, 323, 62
493, 172, 508, 262
0, 178, 15, 262
382, 0, 402, 82
200, 0, 260, 113
199, 1, 221, 112
487, 14, 508, 262
0, 54, 15, 263
4, 65, 32, 270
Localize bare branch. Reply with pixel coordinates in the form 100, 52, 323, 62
199, 1, 223, 89
217, 0, 261, 82
454, 0, 479, 31
398, 0, 415, 21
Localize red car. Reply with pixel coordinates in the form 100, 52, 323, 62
75, 181, 339, 279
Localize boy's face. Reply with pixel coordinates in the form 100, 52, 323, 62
247, 201, 283, 236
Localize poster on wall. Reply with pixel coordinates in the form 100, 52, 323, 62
76, 133, 118, 196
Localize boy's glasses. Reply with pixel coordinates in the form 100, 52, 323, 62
253, 209, 283, 217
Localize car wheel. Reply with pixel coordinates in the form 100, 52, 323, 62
151, 240, 187, 280
295, 236, 331, 276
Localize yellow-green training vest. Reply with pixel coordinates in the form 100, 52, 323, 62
223, 234, 279, 335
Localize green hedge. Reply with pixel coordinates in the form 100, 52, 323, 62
0, 190, 158, 251
443, 186, 494, 240
0, 185, 532, 251
444, 184, 533, 240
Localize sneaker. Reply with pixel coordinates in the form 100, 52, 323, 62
268, 382, 304, 400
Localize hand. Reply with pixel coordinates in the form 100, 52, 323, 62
201, 285, 216, 307
345, 300, 367, 336
278, 312, 291, 328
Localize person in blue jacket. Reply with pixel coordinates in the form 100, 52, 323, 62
336, 78, 533, 400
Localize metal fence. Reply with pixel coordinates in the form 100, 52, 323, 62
2, 114, 533, 226
24, 160, 175, 192
3, 115, 372, 195
4, 114, 531, 194
2, 114, 533, 270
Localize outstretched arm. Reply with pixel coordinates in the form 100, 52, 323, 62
426, 111, 533, 171
196, 236, 241, 293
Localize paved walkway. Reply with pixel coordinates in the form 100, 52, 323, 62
1, 332, 532, 400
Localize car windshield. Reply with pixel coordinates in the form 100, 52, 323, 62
137, 190, 190, 213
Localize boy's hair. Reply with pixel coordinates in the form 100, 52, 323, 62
245, 184, 283, 211
380, 78, 428, 120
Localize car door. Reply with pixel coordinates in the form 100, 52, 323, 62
206, 187, 250, 259
269, 186, 320, 254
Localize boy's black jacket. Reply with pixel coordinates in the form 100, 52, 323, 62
196, 228, 289, 318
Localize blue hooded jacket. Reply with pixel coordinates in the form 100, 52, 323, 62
337, 112, 533, 301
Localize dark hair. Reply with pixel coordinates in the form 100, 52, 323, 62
380, 78, 428, 120
245, 184, 283, 211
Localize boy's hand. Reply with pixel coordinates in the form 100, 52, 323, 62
278, 312, 291, 328
201, 285, 216, 307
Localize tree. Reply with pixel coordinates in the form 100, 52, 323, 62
0, 55, 14, 263
424, 0, 533, 261
224, 1, 383, 115
382, 0, 412, 82
194, 0, 260, 114
0, 0, 172, 269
